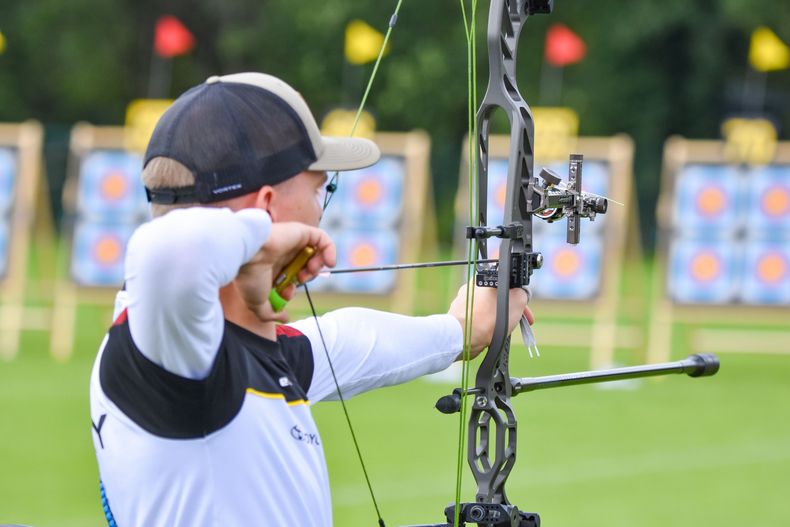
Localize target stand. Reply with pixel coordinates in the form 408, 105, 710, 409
455, 133, 640, 369
288, 130, 436, 315
648, 136, 790, 363
0, 121, 48, 359
51, 124, 149, 359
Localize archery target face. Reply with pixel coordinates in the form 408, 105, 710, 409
673, 164, 743, 236
0, 221, 8, 280
745, 165, 790, 237
324, 229, 399, 293
0, 148, 16, 281
740, 241, 790, 305
668, 239, 739, 304
486, 159, 509, 228
530, 230, 603, 300
77, 150, 148, 222
321, 156, 404, 229
0, 147, 17, 216
71, 222, 135, 286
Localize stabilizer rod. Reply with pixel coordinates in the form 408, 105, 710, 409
511, 353, 719, 395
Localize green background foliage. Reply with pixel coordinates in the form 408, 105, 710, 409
1, 0, 789, 241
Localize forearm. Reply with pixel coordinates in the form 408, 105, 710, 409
291, 308, 463, 402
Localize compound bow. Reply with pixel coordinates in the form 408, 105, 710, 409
295, 2, 721, 526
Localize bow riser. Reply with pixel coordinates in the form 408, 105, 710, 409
471, 0, 536, 507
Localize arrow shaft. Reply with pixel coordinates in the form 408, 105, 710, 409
327, 258, 498, 275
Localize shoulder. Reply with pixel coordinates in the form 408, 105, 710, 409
276, 325, 314, 394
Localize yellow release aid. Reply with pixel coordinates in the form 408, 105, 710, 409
268, 246, 316, 312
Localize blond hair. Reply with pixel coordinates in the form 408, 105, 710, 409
141, 157, 198, 217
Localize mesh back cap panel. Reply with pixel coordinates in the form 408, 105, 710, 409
144, 72, 380, 204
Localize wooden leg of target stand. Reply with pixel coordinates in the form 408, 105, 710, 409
50, 282, 77, 361
0, 303, 23, 360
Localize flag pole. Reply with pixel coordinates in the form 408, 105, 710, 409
539, 63, 564, 106
148, 52, 172, 99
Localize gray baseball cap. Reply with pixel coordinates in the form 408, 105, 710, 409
144, 72, 381, 204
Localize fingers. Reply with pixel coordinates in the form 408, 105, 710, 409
523, 305, 534, 326
305, 227, 336, 269
284, 223, 336, 283
252, 301, 290, 324
279, 283, 297, 302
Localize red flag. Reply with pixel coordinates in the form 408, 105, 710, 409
154, 16, 195, 58
544, 24, 586, 67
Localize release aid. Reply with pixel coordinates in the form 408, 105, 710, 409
268, 246, 316, 312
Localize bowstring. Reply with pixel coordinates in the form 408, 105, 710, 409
308, 4, 406, 526
323, 0, 405, 211
455, 1, 479, 526
304, 285, 385, 527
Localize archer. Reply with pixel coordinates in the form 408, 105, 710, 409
88, 72, 533, 527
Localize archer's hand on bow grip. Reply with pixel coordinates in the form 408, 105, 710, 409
448, 283, 532, 360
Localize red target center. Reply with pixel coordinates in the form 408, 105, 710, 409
94, 236, 122, 266
756, 253, 787, 284
761, 187, 790, 218
100, 171, 129, 201
690, 251, 721, 282
696, 187, 726, 217
350, 243, 377, 267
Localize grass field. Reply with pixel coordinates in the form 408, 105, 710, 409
1, 261, 789, 526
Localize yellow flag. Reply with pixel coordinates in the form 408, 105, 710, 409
124, 99, 173, 152
345, 20, 389, 66
320, 108, 377, 139
749, 26, 790, 72
532, 107, 579, 162
0, 31, 6, 55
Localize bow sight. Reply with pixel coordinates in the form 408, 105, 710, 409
469, 153, 608, 289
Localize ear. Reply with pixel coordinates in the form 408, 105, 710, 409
253, 185, 276, 220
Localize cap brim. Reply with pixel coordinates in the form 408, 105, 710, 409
309, 136, 381, 172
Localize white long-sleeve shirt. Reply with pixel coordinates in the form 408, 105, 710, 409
90, 207, 463, 527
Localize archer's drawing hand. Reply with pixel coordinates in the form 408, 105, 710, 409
448, 283, 533, 360
235, 222, 336, 323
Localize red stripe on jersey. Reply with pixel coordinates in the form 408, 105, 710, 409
113, 309, 128, 327
276, 325, 303, 338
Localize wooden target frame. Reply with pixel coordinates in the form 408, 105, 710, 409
288, 130, 436, 315
51, 123, 143, 359
53, 128, 435, 356
0, 121, 47, 359
455, 134, 639, 369
647, 137, 790, 364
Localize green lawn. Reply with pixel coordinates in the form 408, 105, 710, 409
1, 266, 789, 526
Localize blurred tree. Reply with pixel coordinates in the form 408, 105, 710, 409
0, 0, 788, 241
